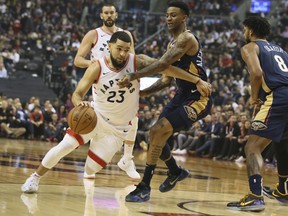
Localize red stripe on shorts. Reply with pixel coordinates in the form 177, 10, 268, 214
66, 128, 84, 145
88, 150, 107, 167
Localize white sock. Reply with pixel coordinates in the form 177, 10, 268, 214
123, 143, 134, 159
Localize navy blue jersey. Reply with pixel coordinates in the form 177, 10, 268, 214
255, 40, 288, 92
169, 31, 207, 97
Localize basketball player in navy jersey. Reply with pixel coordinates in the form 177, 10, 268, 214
227, 16, 288, 211
118, 1, 212, 202
74, 3, 140, 179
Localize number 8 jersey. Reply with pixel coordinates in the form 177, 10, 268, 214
92, 53, 139, 126
256, 40, 288, 92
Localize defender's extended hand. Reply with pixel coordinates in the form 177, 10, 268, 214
196, 79, 212, 97
118, 74, 132, 88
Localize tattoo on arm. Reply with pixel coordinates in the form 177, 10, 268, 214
134, 33, 191, 79
136, 54, 156, 70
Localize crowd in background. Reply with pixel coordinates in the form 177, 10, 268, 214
1, 0, 287, 166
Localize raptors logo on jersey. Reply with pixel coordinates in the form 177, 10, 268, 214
90, 27, 123, 61
92, 53, 139, 126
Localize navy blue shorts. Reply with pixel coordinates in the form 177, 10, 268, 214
250, 86, 288, 142
159, 93, 212, 132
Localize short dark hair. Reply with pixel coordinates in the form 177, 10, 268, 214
101, 3, 117, 12
168, 1, 189, 16
109, 31, 131, 44
243, 16, 270, 38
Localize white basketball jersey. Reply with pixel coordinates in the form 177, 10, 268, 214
90, 27, 123, 61
92, 54, 139, 126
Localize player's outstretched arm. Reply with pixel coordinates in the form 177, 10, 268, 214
161, 66, 211, 97
132, 32, 194, 79
140, 76, 172, 97
119, 54, 211, 97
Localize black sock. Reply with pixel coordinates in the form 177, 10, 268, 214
278, 176, 288, 194
142, 164, 156, 187
165, 156, 181, 176
248, 174, 262, 196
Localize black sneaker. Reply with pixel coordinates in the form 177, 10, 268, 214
263, 184, 288, 205
159, 167, 190, 193
263, 185, 275, 199
227, 193, 265, 212
125, 182, 151, 202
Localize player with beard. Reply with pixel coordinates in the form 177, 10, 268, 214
118, 1, 212, 202
21, 31, 211, 194
74, 3, 140, 179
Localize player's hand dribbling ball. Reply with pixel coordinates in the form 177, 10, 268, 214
67, 105, 97, 134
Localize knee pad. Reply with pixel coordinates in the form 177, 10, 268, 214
42, 134, 79, 169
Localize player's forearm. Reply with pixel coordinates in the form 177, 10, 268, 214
74, 56, 91, 68
141, 77, 171, 96
162, 66, 201, 84
132, 60, 169, 80
250, 71, 262, 100
71, 92, 83, 106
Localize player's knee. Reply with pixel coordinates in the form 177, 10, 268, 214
150, 125, 171, 142
149, 124, 160, 139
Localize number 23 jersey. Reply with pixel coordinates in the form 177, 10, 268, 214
92, 53, 139, 126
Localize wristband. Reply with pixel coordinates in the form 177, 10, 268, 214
195, 78, 200, 85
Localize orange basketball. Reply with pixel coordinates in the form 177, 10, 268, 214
67, 106, 97, 134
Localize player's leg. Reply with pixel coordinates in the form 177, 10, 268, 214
265, 128, 288, 204
158, 97, 211, 193
117, 116, 140, 179
84, 133, 123, 175
227, 89, 288, 211
21, 129, 91, 193
226, 135, 270, 211
125, 117, 173, 202
126, 96, 211, 202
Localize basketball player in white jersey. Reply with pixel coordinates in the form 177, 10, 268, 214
21, 31, 210, 194
74, 3, 140, 179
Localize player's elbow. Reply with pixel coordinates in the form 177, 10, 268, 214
162, 76, 172, 85
252, 70, 262, 80
74, 56, 80, 67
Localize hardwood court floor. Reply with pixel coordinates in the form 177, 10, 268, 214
0, 138, 287, 216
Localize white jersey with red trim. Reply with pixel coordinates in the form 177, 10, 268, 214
92, 53, 139, 126
90, 27, 123, 61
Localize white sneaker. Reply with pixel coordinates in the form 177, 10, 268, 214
21, 194, 39, 214
83, 172, 96, 179
178, 149, 187, 155
172, 149, 181, 154
235, 156, 246, 163
21, 173, 40, 193
117, 157, 140, 179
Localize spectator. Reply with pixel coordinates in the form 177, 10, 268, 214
29, 105, 44, 140
0, 61, 8, 78
215, 114, 240, 160
15, 101, 33, 139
